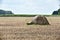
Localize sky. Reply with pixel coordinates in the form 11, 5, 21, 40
0, 0, 59, 15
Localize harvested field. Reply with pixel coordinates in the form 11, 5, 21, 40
0, 16, 60, 40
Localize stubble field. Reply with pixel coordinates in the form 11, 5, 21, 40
0, 16, 60, 40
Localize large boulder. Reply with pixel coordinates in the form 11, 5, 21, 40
27, 15, 49, 25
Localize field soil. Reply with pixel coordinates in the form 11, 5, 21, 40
0, 16, 60, 40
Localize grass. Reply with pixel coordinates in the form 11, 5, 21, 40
0, 14, 36, 17
0, 16, 60, 40
0, 14, 60, 17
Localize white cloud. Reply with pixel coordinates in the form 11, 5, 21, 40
0, 0, 59, 15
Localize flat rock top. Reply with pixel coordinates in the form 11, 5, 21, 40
0, 17, 60, 40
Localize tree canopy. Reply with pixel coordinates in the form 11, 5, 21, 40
0, 9, 14, 14
52, 8, 60, 15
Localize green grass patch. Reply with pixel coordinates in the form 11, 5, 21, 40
0, 14, 60, 17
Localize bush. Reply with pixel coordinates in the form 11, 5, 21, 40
0, 9, 14, 15
58, 9, 60, 15
52, 11, 58, 15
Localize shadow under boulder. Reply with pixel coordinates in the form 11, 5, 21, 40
27, 15, 49, 25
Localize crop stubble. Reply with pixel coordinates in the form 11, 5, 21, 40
0, 17, 60, 40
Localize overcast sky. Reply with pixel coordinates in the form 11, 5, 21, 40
0, 0, 59, 15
